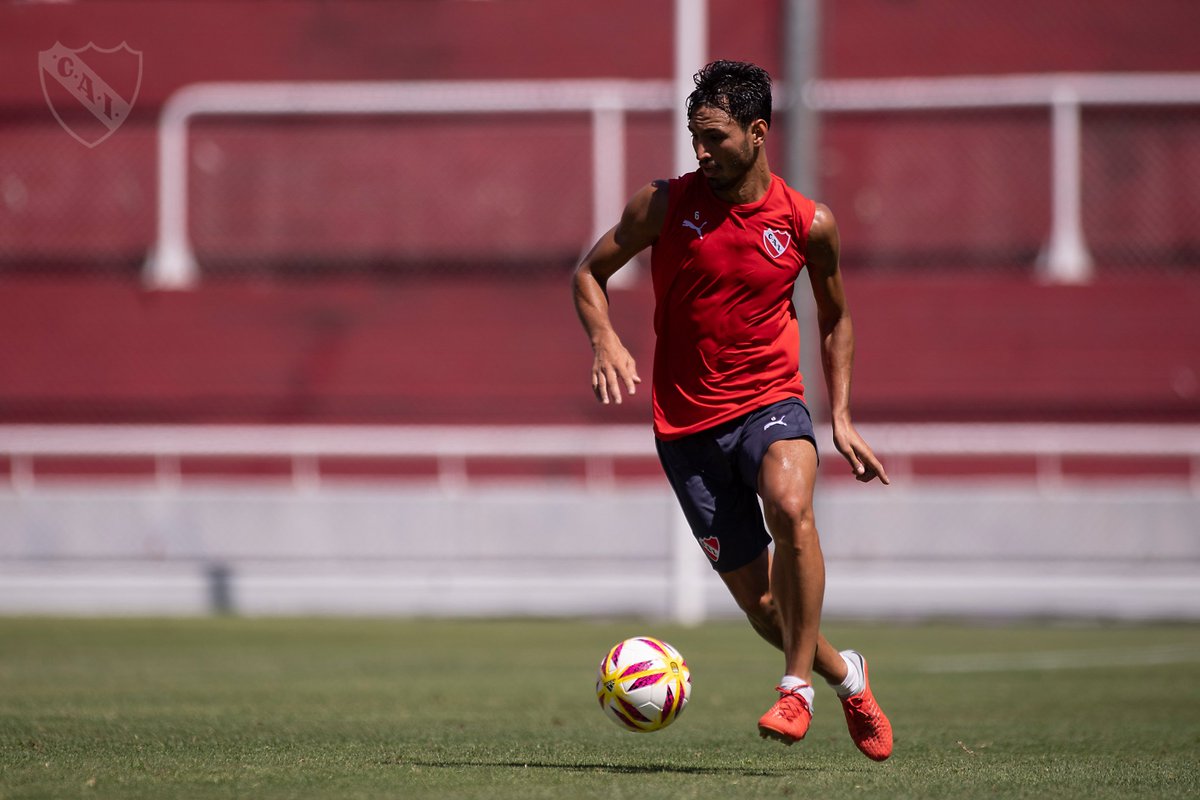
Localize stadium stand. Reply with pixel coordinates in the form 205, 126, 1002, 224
1, 0, 1196, 428
1, 1, 1197, 618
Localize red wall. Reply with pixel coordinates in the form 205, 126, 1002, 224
816, 0, 1200, 267
0, 0, 779, 267
2, 274, 1197, 424
3, 1, 1197, 267
822, 0, 1200, 77
1, 1, 1197, 425
0, 0, 788, 109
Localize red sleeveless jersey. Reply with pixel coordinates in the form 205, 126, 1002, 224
650, 171, 817, 440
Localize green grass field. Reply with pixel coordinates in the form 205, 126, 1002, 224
1, 617, 1198, 799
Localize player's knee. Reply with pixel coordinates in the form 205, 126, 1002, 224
727, 580, 772, 616
763, 495, 816, 544
742, 592, 783, 647
735, 588, 773, 619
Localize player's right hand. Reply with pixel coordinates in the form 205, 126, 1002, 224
591, 338, 641, 405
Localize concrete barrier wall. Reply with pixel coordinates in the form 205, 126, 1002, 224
1, 482, 1196, 620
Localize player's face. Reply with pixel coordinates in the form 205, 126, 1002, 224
688, 105, 762, 192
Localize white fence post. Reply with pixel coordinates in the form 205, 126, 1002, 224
673, 0, 706, 180
144, 93, 198, 289
591, 99, 637, 288
1039, 85, 1093, 284
669, 504, 706, 626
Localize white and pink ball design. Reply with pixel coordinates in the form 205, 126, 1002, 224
596, 636, 691, 732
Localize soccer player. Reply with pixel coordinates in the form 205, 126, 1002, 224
572, 60, 892, 760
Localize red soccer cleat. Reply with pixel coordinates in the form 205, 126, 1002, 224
839, 650, 893, 761
757, 684, 813, 745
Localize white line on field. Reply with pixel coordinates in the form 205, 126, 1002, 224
916, 644, 1200, 673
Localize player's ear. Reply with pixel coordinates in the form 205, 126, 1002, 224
749, 119, 768, 146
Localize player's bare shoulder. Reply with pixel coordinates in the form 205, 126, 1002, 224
614, 180, 670, 251
806, 202, 841, 277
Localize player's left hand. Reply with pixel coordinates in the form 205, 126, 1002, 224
832, 423, 889, 484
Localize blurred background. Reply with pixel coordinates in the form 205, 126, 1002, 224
0, 0, 1197, 620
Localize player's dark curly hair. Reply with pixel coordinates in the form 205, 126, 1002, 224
686, 60, 773, 129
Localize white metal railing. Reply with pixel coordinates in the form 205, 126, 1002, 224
3, 423, 1198, 494
143, 79, 675, 289
144, 74, 1200, 288
804, 72, 1200, 284
0, 423, 655, 493
3, 423, 1197, 622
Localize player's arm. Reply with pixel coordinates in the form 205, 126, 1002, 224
572, 180, 667, 405
806, 203, 889, 484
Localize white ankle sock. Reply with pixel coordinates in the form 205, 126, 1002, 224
830, 650, 865, 698
779, 675, 815, 709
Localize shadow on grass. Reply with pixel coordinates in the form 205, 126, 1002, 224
386, 757, 807, 776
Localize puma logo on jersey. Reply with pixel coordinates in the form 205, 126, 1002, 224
763, 416, 788, 430
682, 219, 708, 239
763, 227, 791, 258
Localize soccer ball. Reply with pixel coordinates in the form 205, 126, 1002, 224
595, 636, 691, 732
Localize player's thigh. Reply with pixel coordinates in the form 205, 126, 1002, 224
758, 437, 819, 528
657, 433, 771, 573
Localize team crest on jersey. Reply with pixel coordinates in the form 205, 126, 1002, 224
699, 536, 721, 562
762, 228, 791, 259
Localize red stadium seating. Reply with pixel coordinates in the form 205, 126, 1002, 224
1, 0, 1197, 426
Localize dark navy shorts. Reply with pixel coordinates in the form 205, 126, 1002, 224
655, 398, 817, 574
